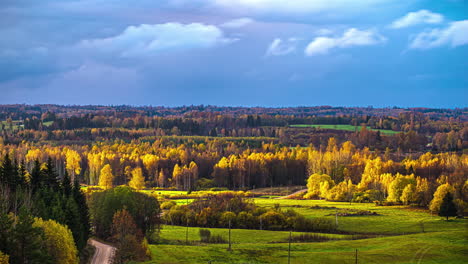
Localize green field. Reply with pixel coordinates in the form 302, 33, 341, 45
135, 197, 467, 264
0, 120, 23, 131
289, 124, 399, 135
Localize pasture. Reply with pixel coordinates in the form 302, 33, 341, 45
289, 124, 399, 135
134, 196, 467, 264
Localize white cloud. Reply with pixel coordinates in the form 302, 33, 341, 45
305, 28, 386, 56
220, 17, 254, 28
265, 38, 298, 56
409, 20, 468, 49
80, 23, 236, 57
390, 10, 443, 29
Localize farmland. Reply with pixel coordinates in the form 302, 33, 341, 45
135, 196, 467, 264
289, 124, 400, 135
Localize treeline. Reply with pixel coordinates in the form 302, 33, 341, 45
303, 139, 467, 215
87, 186, 161, 262
17, 111, 466, 135
0, 154, 90, 264
0, 138, 465, 211
1, 104, 465, 121
163, 192, 336, 232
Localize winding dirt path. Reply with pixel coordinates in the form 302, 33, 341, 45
90, 239, 116, 264
275, 189, 307, 199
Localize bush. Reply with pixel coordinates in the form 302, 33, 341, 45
310, 217, 336, 232
260, 211, 287, 230
160, 201, 177, 210
199, 229, 226, 244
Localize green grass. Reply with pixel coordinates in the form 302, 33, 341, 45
289, 124, 399, 135
135, 198, 467, 264
43, 121, 54, 127
139, 229, 467, 264
254, 198, 464, 234
0, 120, 23, 131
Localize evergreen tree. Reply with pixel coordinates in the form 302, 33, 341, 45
439, 192, 458, 221
30, 159, 43, 192
17, 160, 27, 188
62, 170, 72, 197
42, 157, 59, 190
0, 213, 13, 255
73, 178, 90, 250
0, 154, 18, 191
11, 208, 51, 264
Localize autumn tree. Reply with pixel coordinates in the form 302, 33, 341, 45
65, 149, 81, 181
99, 164, 114, 189
129, 167, 145, 190
429, 183, 455, 213
33, 218, 78, 264
304, 173, 335, 199
111, 209, 148, 262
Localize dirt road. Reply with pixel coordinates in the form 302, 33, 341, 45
275, 189, 307, 199
90, 239, 116, 264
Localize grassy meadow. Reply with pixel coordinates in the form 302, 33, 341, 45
133, 195, 467, 264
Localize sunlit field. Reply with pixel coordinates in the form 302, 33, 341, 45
133, 196, 467, 264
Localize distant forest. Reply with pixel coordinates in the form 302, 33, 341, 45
0, 105, 466, 152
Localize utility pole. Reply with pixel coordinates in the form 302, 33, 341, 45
355, 249, 358, 264
288, 230, 292, 264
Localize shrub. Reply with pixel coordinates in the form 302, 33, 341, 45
199, 229, 226, 244
260, 211, 287, 230
160, 201, 177, 210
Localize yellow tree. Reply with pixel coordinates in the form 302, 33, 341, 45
33, 218, 78, 264
129, 167, 145, 190
188, 161, 199, 191
172, 164, 182, 189
65, 149, 81, 181
0, 251, 9, 264
99, 164, 114, 189
304, 173, 335, 199
429, 183, 455, 213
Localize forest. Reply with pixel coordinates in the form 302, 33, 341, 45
0, 105, 466, 263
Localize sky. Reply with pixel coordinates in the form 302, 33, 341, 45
0, 0, 467, 108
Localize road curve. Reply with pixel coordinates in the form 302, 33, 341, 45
89, 239, 116, 264
276, 189, 307, 199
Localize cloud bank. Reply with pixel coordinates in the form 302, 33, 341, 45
409, 20, 468, 49
305, 28, 386, 56
80, 23, 235, 57
390, 10, 444, 29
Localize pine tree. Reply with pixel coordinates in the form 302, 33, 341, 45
0, 213, 13, 255
73, 178, 90, 250
11, 208, 51, 264
42, 157, 59, 190
30, 159, 43, 192
62, 170, 72, 197
0, 154, 18, 191
438, 192, 457, 221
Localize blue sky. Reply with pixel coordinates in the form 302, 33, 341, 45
1, 0, 467, 107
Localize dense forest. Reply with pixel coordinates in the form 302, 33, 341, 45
0, 105, 466, 263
